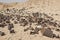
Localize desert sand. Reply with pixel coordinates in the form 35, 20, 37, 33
0, 0, 60, 40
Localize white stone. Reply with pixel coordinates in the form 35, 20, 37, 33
37, 25, 42, 29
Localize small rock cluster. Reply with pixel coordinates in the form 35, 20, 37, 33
0, 8, 60, 39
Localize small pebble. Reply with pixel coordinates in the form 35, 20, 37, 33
0, 31, 5, 36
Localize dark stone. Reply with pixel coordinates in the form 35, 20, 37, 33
53, 22, 58, 27
14, 21, 18, 24
30, 31, 38, 35
43, 28, 54, 38
0, 23, 5, 28
10, 29, 15, 33
34, 27, 40, 32
30, 27, 40, 35
24, 27, 34, 32
41, 23, 47, 27
20, 19, 28, 26
2, 22, 7, 26
29, 27, 34, 30
56, 35, 60, 38
32, 12, 39, 17
50, 18, 54, 21
37, 18, 43, 25
55, 14, 58, 15
16, 15, 20, 21
48, 22, 54, 26
46, 19, 50, 23
53, 34, 56, 38
8, 23, 14, 30
6, 8, 10, 11
5, 16, 11, 20
0, 31, 5, 36
12, 18, 15, 21
56, 29, 60, 31
6, 20, 10, 23
24, 28, 29, 32
28, 17, 34, 23
0, 19, 2, 23
58, 24, 60, 27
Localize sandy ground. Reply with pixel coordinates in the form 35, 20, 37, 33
0, 0, 60, 40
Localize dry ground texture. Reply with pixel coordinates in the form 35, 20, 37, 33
0, 0, 60, 40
